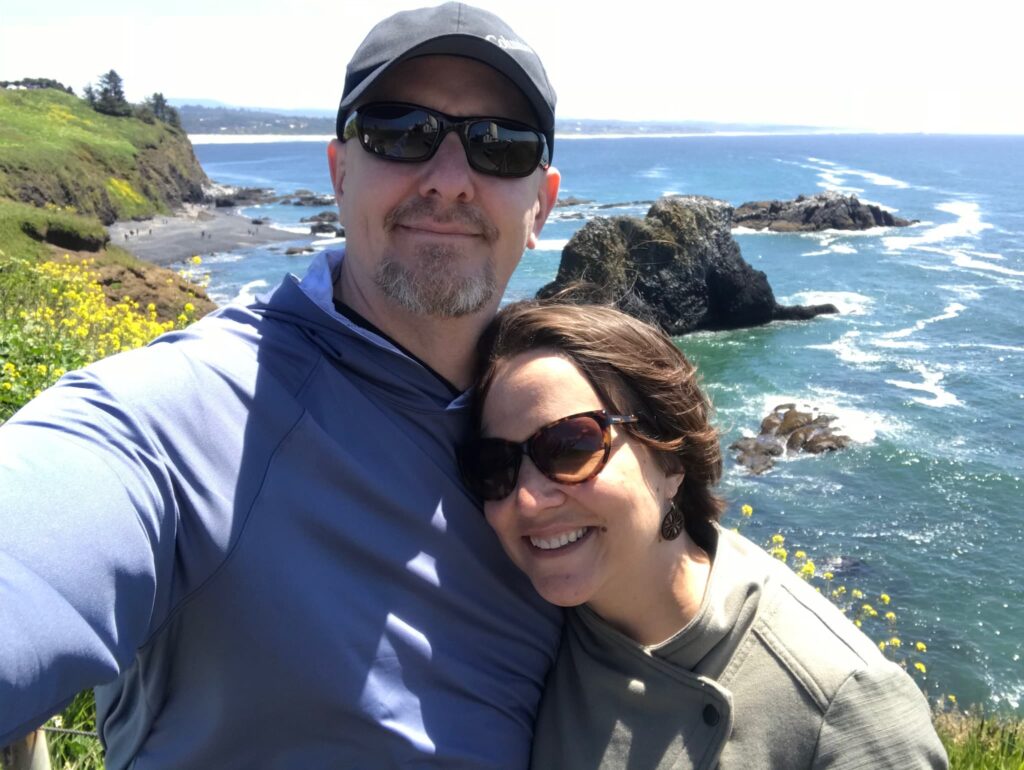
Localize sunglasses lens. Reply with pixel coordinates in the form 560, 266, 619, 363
465, 120, 545, 177
460, 439, 520, 501
531, 415, 607, 483
357, 105, 438, 161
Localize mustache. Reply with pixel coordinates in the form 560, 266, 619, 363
383, 198, 499, 243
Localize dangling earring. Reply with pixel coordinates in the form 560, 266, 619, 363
660, 500, 684, 541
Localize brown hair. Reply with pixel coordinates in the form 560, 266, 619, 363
470, 298, 725, 543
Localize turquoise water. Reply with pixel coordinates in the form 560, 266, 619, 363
193, 134, 1024, 713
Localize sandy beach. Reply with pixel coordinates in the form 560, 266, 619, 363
108, 204, 312, 266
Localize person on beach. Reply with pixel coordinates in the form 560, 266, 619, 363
0, 4, 561, 768
459, 299, 948, 769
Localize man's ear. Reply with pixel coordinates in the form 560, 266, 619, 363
327, 139, 346, 205
526, 166, 561, 250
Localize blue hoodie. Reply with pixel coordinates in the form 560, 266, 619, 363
0, 250, 561, 769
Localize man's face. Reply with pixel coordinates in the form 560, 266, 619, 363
329, 55, 559, 320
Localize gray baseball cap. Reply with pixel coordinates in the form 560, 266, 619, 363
336, 2, 556, 158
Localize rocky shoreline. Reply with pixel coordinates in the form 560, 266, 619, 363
108, 204, 305, 266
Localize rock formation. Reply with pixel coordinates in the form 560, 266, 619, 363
538, 195, 838, 335
730, 404, 852, 474
732, 191, 916, 232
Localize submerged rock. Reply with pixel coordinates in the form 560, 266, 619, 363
732, 191, 916, 232
539, 195, 838, 335
731, 404, 852, 474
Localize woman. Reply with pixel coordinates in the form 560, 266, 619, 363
459, 300, 946, 769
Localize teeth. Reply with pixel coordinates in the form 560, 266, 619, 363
530, 527, 588, 551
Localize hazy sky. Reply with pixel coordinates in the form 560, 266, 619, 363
2, 0, 1019, 133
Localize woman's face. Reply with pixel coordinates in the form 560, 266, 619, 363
480, 348, 683, 613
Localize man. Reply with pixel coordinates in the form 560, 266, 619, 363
0, 4, 561, 768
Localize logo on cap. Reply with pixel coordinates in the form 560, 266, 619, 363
485, 34, 535, 55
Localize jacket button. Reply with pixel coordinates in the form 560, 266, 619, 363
702, 704, 720, 726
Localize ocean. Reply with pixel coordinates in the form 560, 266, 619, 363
191, 132, 1024, 714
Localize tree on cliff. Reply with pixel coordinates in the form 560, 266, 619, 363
0, 78, 74, 94
143, 92, 182, 129
90, 70, 131, 117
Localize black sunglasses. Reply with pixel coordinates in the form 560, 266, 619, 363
342, 102, 550, 179
458, 410, 639, 501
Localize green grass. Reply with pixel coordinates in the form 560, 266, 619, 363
0, 198, 108, 260
0, 89, 204, 223
935, 707, 1024, 769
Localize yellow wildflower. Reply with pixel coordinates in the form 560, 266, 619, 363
795, 550, 807, 560
190, 255, 203, 265
799, 561, 815, 578
823, 572, 834, 581
885, 611, 897, 622
878, 641, 887, 651
771, 534, 785, 545
914, 662, 927, 674
947, 694, 956, 704
851, 589, 864, 600
879, 593, 891, 605
862, 604, 878, 618
916, 642, 927, 653
889, 637, 901, 648
741, 504, 753, 517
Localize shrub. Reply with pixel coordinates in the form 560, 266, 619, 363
0, 254, 196, 421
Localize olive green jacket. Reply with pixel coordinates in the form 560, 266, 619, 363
531, 527, 947, 769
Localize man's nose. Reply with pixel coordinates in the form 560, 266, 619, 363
418, 131, 475, 202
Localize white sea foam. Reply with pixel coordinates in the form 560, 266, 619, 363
808, 330, 886, 366
857, 198, 896, 212
804, 157, 913, 190
272, 225, 312, 235
783, 291, 873, 316
938, 284, 984, 302
968, 250, 1006, 261
534, 238, 569, 252
886, 363, 963, 408
954, 343, 1024, 353
756, 392, 889, 444
312, 236, 344, 248
203, 253, 244, 264
800, 243, 859, 257
882, 302, 967, 340
231, 279, 270, 306
951, 251, 1024, 277
883, 200, 992, 251
987, 678, 1023, 711
638, 166, 667, 179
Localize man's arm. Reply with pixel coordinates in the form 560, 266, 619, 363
1, 370, 177, 745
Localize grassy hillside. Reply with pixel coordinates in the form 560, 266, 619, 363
0, 90, 216, 339
0, 88, 209, 224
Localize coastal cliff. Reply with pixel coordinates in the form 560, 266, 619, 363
0, 88, 209, 225
0, 87, 214, 318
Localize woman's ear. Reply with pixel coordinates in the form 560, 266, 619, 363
664, 469, 685, 503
